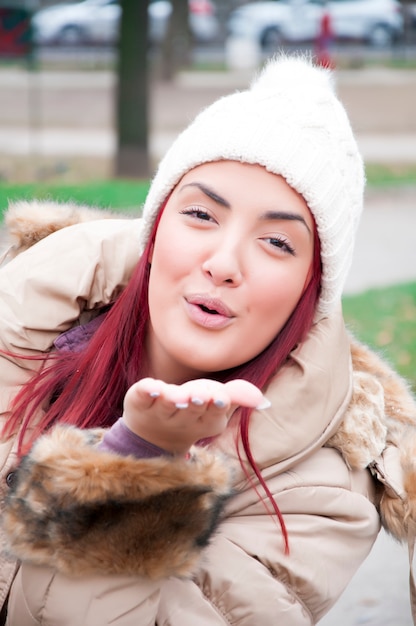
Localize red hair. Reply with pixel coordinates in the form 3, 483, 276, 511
4, 205, 322, 554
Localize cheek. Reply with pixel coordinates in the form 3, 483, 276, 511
151, 219, 200, 273
148, 235, 198, 314
151, 236, 186, 279
251, 262, 309, 313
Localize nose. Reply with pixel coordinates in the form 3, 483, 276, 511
201, 241, 243, 286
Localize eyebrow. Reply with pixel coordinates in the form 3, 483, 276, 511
180, 182, 311, 234
180, 182, 231, 208
260, 210, 311, 234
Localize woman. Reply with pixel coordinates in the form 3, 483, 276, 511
0, 55, 415, 625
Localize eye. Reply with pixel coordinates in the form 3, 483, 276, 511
180, 207, 215, 222
263, 236, 295, 256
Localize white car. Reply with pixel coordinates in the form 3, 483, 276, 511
228, 0, 404, 49
32, 0, 219, 46
32, 0, 120, 45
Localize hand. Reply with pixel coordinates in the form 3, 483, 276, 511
122, 378, 271, 455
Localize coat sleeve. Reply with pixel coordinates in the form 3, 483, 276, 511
7, 563, 163, 626
3, 426, 233, 580
3, 446, 378, 626
158, 540, 314, 626
0, 218, 141, 422
155, 447, 379, 626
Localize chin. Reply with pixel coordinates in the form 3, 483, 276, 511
182, 356, 241, 376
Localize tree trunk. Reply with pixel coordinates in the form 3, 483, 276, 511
115, 0, 150, 178
159, 0, 192, 82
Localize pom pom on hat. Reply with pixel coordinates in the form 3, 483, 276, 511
141, 54, 365, 315
252, 54, 335, 93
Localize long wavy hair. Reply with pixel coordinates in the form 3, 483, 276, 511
4, 202, 322, 553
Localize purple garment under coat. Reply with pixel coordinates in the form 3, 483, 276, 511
53, 313, 107, 352
100, 418, 171, 459
54, 315, 170, 459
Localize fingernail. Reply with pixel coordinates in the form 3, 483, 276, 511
256, 398, 271, 410
191, 397, 204, 406
214, 399, 226, 409
175, 402, 189, 409
149, 391, 160, 398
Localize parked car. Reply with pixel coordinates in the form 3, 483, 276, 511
32, 0, 120, 45
227, 0, 404, 49
32, 0, 219, 46
409, 3, 416, 28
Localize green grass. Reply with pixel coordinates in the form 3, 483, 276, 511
362, 57, 416, 71
365, 164, 416, 187
343, 281, 416, 390
0, 180, 150, 216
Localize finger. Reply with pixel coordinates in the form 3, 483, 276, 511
126, 379, 221, 419
135, 377, 165, 399
178, 379, 230, 409
138, 382, 206, 417
125, 379, 180, 418
224, 379, 271, 410
124, 378, 165, 411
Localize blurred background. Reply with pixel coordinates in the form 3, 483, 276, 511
0, 0, 415, 182
0, 2, 416, 625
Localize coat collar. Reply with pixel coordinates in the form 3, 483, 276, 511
213, 307, 352, 478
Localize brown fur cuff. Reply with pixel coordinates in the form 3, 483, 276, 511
3, 426, 232, 579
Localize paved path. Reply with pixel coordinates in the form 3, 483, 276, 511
345, 186, 416, 294
1, 67, 416, 167
319, 529, 412, 625
2, 126, 416, 166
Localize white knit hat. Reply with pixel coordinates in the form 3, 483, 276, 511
141, 54, 365, 314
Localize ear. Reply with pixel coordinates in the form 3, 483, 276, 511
148, 242, 154, 264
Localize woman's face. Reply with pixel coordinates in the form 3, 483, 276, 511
147, 161, 315, 383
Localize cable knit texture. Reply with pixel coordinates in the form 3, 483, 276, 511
140, 54, 365, 314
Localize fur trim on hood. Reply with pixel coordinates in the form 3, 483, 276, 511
2, 200, 121, 261
326, 337, 416, 542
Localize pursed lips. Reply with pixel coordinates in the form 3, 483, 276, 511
185, 295, 235, 317
184, 295, 236, 329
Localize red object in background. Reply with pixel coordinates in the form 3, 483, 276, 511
189, 1, 215, 16
315, 11, 335, 69
0, 8, 33, 58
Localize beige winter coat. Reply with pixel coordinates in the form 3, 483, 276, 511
0, 202, 415, 626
